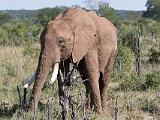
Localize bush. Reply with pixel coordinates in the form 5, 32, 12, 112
3, 63, 17, 78
145, 71, 160, 90
148, 47, 160, 64
0, 28, 9, 45
2, 63, 18, 86
119, 71, 160, 91
119, 76, 146, 91
0, 12, 11, 26
118, 23, 138, 50
140, 97, 160, 114
115, 46, 135, 78
23, 44, 40, 58
36, 7, 67, 26
0, 23, 42, 46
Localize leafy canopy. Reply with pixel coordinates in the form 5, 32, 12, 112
143, 0, 160, 20
99, 3, 119, 26
0, 12, 11, 26
36, 6, 67, 26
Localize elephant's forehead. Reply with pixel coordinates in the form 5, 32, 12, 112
56, 30, 72, 38
53, 20, 69, 29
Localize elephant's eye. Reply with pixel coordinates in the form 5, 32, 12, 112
58, 37, 65, 48
58, 37, 64, 44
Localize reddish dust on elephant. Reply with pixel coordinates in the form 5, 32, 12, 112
24, 8, 117, 114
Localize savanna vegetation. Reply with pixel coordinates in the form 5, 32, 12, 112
0, 0, 160, 119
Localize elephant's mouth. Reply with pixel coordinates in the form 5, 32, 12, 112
60, 53, 71, 61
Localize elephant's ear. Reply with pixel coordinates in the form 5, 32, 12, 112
72, 25, 95, 63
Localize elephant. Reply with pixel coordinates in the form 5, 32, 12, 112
24, 8, 117, 114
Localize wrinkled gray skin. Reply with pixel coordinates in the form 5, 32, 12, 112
29, 8, 117, 114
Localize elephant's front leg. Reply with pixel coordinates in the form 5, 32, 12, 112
77, 58, 91, 110
84, 49, 102, 113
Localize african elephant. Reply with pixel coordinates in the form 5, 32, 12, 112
24, 8, 117, 114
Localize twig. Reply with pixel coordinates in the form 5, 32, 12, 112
17, 85, 22, 106
114, 97, 119, 120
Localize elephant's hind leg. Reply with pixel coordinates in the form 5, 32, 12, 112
100, 50, 116, 113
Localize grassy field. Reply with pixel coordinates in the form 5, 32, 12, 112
0, 43, 160, 120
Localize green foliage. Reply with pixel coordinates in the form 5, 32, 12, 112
23, 44, 40, 58
0, 28, 8, 45
99, 3, 119, 26
140, 97, 160, 114
117, 46, 135, 74
143, 0, 160, 20
2, 63, 18, 86
148, 47, 160, 64
120, 76, 144, 91
36, 6, 67, 26
113, 46, 136, 87
119, 23, 138, 50
145, 71, 160, 89
0, 12, 11, 26
119, 71, 160, 91
117, 10, 143, 22
3, 63, 17, 78
0, 23, 42, 46
142, 20, 160, 38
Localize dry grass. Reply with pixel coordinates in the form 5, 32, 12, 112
0, 46, 38, 105
0, 45, 160, 120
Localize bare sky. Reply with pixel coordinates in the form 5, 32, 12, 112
0, 0, 147, 10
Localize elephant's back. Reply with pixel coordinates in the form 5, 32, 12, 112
62, 8, 96, 29
99, 17, 117, 50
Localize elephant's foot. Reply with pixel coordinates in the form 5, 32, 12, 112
101, 96, 108, 114
27, 97, 38, 111
85, 99, 91, 110
85, 98, 103, 114
95, 105, 103, 114
102, 105, 108, 114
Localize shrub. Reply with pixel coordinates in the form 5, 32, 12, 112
23, 44, 40, 58
2, 63, 17, 86
148, 47, 160, 64
0, 12, 11, 26
3, 63, 17, 78
145, 71, 160, 90
114, 46, 135, 78
0, 23, 42, 46
140, 97, 160, 114
119, 75, 146, 91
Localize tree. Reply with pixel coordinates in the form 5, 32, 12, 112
99, 3, 119, 26
36, 6, 67, 26
0, 28, 8, 45
143, 0, 160, 20
84, 0, 101, 10
0, 12, 11, 26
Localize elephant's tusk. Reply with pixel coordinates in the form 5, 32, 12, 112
49, 63, 59, 84
24, 72, 36, 88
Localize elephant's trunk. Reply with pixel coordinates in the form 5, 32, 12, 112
28, 46, 60, 110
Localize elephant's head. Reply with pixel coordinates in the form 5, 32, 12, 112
24, 8, 97, 88
36, 20, 75, 84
